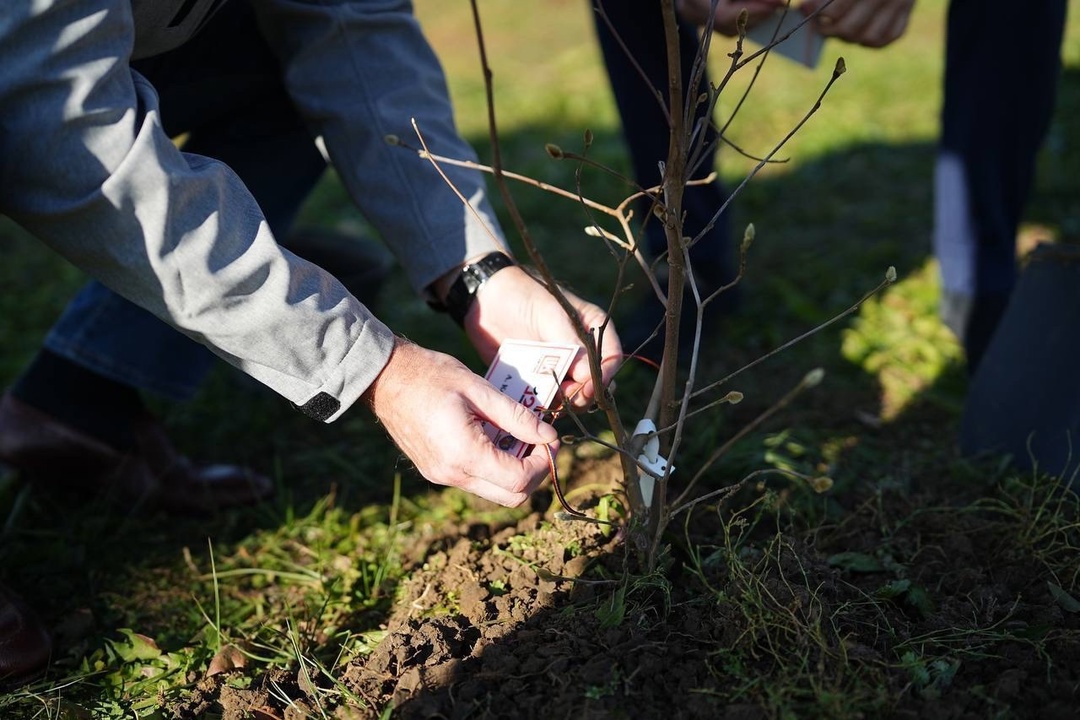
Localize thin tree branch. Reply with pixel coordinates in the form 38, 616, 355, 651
467, 0, 630, 476
690, 267, 895, 402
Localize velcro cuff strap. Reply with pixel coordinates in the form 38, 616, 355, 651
295, 392, 341, 422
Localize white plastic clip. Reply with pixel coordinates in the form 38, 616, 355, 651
631, 419, 673, 509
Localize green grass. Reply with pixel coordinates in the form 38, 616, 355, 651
2, 0, 1080, 717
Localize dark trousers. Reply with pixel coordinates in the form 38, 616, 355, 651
936, 0, 1067, 367
592, 0, 735, 285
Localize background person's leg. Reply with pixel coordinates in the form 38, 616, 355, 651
593, 0, 734, 278
934, 0, 1067, 372
942, 0, 1073, 476
592, 0, 737, 360
1, 2, 325, 510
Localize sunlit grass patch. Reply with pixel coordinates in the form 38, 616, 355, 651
842, 259, 964, 421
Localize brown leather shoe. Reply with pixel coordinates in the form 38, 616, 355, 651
0, 393, 273, 514
0, 582, 51, 687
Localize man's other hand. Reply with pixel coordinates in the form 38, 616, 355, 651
464, 266, 622, 409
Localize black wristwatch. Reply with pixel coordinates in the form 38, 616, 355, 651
433, 252, 517, 326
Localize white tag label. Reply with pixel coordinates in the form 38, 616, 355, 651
482, 340, 579, 458
746, 9, 825, 69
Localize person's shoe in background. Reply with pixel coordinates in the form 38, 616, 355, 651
0, 392, 273, 514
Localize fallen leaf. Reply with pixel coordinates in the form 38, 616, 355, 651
1048, 582, 1080, 613
827, 552, 884, 573
206, 645, 247, 677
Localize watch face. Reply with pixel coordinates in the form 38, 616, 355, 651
462, 261, 487, 294
448, 253, 515, 324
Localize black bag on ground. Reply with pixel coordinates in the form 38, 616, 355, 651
960, 242, 1080, 484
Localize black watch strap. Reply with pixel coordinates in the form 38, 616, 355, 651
439, 252, 517, 325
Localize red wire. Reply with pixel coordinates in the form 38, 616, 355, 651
540, 352, 658, 520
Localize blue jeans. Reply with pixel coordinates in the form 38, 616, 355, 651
43, 1, 326, 401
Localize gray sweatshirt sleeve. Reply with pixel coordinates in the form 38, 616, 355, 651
251, 0, 509, 293
0, 0, 394, 422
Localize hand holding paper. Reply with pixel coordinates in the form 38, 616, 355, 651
745, 6, 826, 68
678, 0, 914, 68
676, 0, 788, 37
800, 0, 915, 49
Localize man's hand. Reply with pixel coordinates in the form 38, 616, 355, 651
678, 0, 915, 49
364, 339, 558, 507
463, 266, 623, 409
800, 0, 915, 48
677, 0, 788, 36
